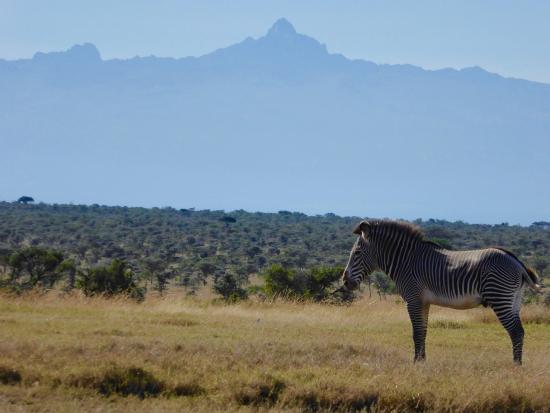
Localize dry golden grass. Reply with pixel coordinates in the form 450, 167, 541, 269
0, 291, 549, 412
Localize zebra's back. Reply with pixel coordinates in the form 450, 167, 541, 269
416, 247, 524, 309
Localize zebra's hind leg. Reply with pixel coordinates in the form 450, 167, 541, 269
492, 306, 524, 365
407, 301, 430, 362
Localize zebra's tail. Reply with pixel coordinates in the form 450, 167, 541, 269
524, 267, 542, 292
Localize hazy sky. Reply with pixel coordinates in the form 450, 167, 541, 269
1, 0, 549, 84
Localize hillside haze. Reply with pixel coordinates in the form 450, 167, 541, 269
1, 18, 549, 224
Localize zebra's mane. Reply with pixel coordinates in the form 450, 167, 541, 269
368, 220, 441, 247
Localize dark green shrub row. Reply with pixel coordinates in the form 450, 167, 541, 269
0, 247, 144, 300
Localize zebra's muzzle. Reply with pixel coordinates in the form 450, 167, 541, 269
343, 278, 359, 290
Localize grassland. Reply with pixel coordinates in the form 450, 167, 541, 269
0, 292, 549, 412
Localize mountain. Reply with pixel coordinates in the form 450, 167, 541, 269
1, 18, 549, 224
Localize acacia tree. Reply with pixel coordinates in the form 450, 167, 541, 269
198, 261, 217, 285
7, 247, 64, 290
17, 196, 34, 204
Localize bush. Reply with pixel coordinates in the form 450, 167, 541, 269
234, 376, 286, 407
304, 266, 344, 300
77, 259, 145, 301
262, 265, 297, 298
5, 247, 65, 291
212, 272, 248, 302
372, 272, 396, 296
170, 382, 206, 397
0, 366, 22, 385
262, 265, 345, 301
97, 367, 163, 398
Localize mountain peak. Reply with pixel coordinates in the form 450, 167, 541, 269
266, 18, 296, 37
67, 43, 101, 60
32, 42, 101, 62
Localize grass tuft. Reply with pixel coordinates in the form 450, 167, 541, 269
286, 388, 379, 412
0, 366, 22, 385
471, 392, 540, 413
97, 367, 164, 398
521, 306, 550, 325
170, 382, 206, 397
429, 319, 466, 329
379, 391, 434, 413
68, 367, 166, 398
474, 305, 550, 325
159, 318, 198, 327
233, 376, 286, 406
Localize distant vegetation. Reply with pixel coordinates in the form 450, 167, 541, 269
0, 202, 548, 302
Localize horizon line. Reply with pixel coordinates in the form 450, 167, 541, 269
2, 199, 546, 228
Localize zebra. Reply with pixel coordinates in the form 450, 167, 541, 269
342, 219, 541, 365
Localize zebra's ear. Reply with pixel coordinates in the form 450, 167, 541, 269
353, 220, 370, 236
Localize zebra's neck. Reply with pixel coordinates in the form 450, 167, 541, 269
372, 232, 423, 280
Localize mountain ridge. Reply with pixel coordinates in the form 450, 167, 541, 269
1, 18, 549, 224
3, 18, 547, 87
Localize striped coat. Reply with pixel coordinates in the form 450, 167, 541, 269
342, 220, 540, 364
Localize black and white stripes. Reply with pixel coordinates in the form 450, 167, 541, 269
342, 220, 541, 364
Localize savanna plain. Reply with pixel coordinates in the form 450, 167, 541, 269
1, 291, 549, 413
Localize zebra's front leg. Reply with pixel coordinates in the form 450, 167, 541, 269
406, 301, 430, 362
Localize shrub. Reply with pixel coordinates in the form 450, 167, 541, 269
262, 265, 297, 298
212, 272, 248, 302
372, 271, 397, 296
97, 367, 163, 398
234, 376, 286, 407
170, 382, 206, 397
77, 259, 145, 301
5, 247, 64, 291
304, 266, 344, 300
0, 366, 22, 385
429, 319, 466, 329
262, 265, 346, 301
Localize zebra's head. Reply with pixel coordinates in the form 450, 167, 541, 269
342, 221, 378, 289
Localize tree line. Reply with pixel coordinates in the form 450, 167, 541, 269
0, 202, 548, 303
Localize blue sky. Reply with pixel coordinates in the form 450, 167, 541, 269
1, 0, 549, 84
